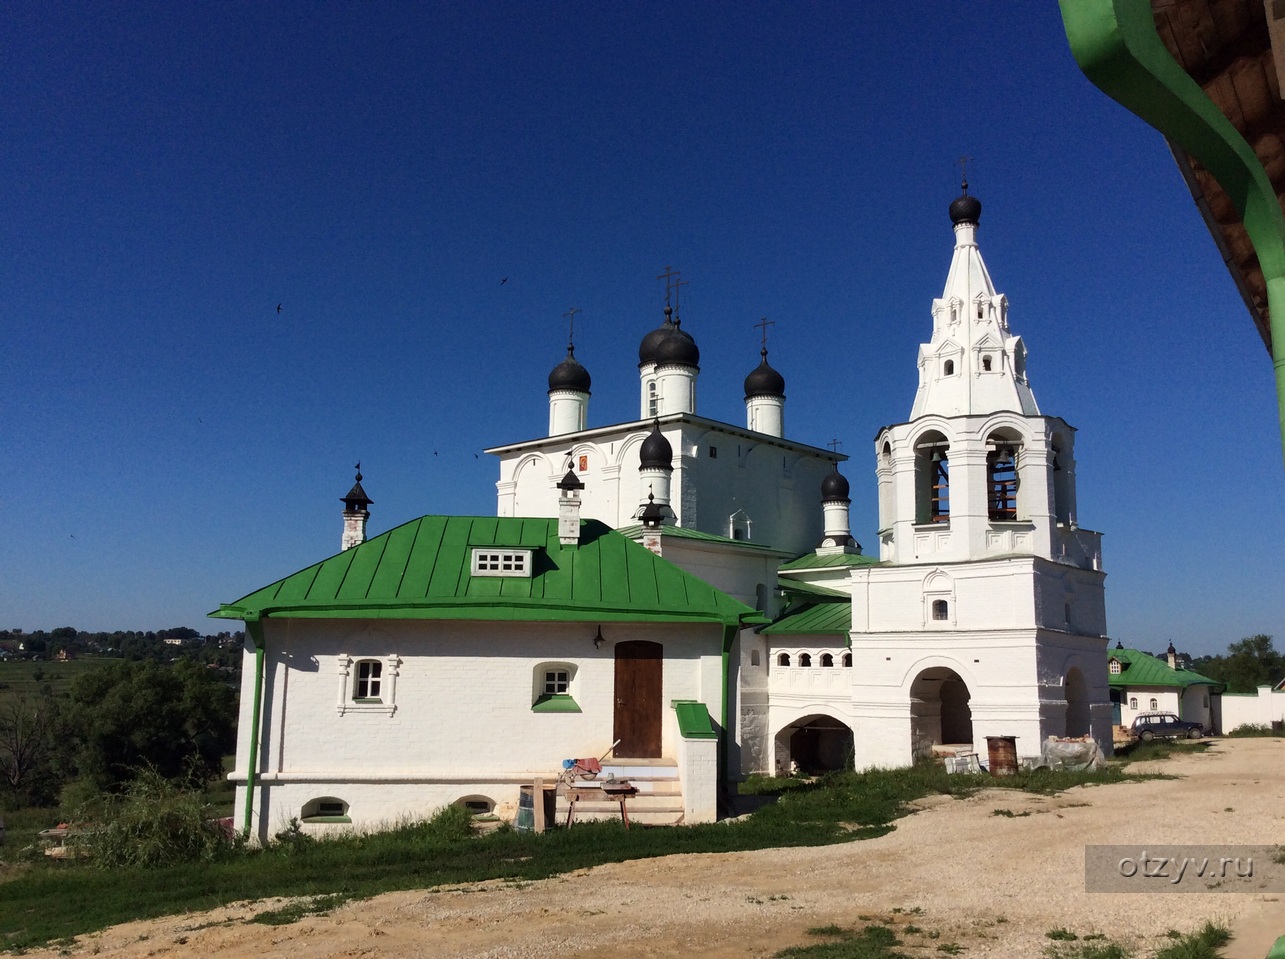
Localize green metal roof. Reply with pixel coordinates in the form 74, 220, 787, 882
779, 551, 880, 571
1107, 648, 1222, 689
779, 579, 848, 600
615, 523, 784, 553
212, 516, 762, 627
761, 598, 851, 637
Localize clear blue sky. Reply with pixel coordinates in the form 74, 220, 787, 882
3, 3, 1280, 657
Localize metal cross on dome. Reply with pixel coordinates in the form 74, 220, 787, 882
562, 306, 581, 347
754, 316, 774, 349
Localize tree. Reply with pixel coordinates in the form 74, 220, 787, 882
1197, 635, 1284, 694
62, 660, 237, 792
0, 692, 63, 807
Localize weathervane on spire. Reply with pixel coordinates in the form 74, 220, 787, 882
562, 306, 581, 349
754, 316, 775, 351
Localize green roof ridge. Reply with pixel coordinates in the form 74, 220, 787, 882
213, 516, 759, 628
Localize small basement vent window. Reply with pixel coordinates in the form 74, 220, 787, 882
471, 548, 533, 577
301, 797, 350, 823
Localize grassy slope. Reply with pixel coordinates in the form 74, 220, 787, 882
0, 762, 1155, 951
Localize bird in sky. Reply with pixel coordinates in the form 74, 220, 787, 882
276, 303, 282, 313
500, 277, 508, 285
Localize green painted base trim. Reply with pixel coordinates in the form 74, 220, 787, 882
672, 699, 717, 739
353, 698, 383, 704
301, 816, 352, 824
532, 694, 582, 713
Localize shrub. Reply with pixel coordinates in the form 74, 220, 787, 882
1225, 723, 1283, 738
77, 768, 237, 868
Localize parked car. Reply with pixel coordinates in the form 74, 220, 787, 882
1130, 712, 1204, 741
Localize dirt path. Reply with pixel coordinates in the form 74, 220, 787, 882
25, 740, 1285, 959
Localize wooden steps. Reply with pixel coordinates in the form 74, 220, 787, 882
555, 759, 684, 826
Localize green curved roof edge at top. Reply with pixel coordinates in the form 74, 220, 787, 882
1058, 0, 1285, 466
210, 515, 766, 627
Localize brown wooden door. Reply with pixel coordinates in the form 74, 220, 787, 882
613, 640, 662, 758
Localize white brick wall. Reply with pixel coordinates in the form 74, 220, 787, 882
232, 617, 725, 841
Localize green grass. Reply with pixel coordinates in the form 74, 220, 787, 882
1151, 922, 1230, 959
0, 759, 1172, 951
0, 659, 115, 708
775, 923, 907, 958
1112, 740, 1210, 763
1044, 942, 1130, 959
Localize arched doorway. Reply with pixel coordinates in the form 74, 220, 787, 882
774, 715, 854, 774
909, 667, 973, 755
1065, 667, 1090, 737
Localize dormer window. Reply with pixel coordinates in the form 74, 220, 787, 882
1109, 659, 1122, 675
471, 548, 533, 577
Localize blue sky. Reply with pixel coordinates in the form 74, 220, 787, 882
2, 3, 1280, 657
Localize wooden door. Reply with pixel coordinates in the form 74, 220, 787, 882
613, 640, 662, 758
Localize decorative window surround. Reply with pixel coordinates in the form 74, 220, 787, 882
337, 653, 400, 715
471, 548, 533, 577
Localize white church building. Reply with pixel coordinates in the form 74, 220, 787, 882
216, 184, 1112, 838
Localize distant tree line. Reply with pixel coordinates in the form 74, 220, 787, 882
0, 627, 243, 811
1189, 634, 1284, 695
0, 626, 244, 668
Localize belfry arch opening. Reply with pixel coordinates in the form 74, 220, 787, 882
774, 715, 854, 775
910, 667, 973, 755
986, 429, 1021, 521
914, 431, 950, 524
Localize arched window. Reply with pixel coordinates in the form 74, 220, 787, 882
915, 433, 950, 524
987, 441, 1018, 521
943, 359, 955, 376
1130, 697, 1138, 710
842, 652, 852, 668
799, 653, 812, 667
532, 663, 581, 712
1150, 698, 1158, 710
932, 599, 949, 621
353, 660, 382, 700
820, 653, 834, 667
647, 381, 658, 417
777, 652, 791, 667
982, 354, 993, 371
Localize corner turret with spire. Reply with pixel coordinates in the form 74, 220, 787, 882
341, 464, 372, 551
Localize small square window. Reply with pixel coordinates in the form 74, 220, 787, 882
543, 669, 570, 695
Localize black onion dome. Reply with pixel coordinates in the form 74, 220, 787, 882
949, 182, 982, 225
744, 348, 785, 399
639, 420, 673, 470
820, 468, 850, 502
639, 306, 677, 365
548, 345, 591, 393
639, 306, 700, 368
653, 321, 699, 367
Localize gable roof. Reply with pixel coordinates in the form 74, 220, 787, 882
779, 552, 880, 572
760, 598, 851, 638
211, 516, 762, 627
614, 522, 787, 554
1107, 648, 1222, 690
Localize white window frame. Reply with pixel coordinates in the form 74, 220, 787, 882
532, 661, 580, 712
471, 548, 533, 577
337, 653, 400, 715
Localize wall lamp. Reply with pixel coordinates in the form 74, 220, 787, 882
593, 626, 605, 649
